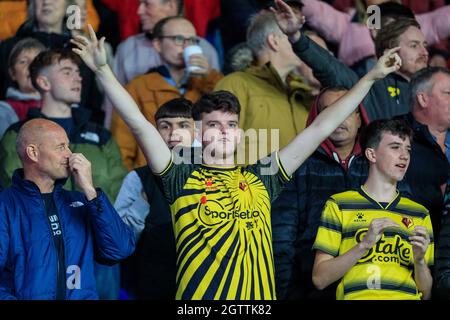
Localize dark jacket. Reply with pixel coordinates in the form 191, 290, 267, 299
121, 148, 201, 299
0, 23, 104, 124
271, 91, 370, 300
397, 113, 449, 235
292, 34, 411, 121
0, 107, 127, 203
0, 170, 135, 300
121, 166, 176, 299
435, 186, 450, 299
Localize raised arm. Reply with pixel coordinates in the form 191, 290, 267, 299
301, 0, 353, 44
279, 47, 401, 176
71, 25, 171, 174
272, 0, 359, 92
416, 6, 450, 46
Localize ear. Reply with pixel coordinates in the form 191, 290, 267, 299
416, 92, 428, 109
267, 33, 279, 51
356, 111, 362, 130
25, 144, 39, 162
365, 147, 376, 164
35, 75, 50, 92
153, 38, 162, 54
8, 67, 16, 82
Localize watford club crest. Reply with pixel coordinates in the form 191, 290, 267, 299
402, 217, 414, 229
239, 181, 248, 191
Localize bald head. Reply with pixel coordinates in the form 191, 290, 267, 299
16, 119, 66, 163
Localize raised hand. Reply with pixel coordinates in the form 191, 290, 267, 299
270, 0, 304, 42
69, 153, 97, 200
367, 47, 402, 81
409, 226, 430, 263
188, 53, 210, 76
71, 24, 107, 72
361, 218, 401, 249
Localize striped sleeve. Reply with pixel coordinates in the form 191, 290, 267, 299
312, 198, 343, 257
156, 152, 197, 204
423, 213, 435, 267
246, 152, 291, 203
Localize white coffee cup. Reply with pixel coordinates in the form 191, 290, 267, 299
183, 45, 204, 73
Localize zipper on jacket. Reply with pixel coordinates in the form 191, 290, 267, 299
41, 197, 59, 300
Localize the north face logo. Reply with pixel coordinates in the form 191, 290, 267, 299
70, 201, 84, 208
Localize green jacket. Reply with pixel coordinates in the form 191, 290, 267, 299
215, 62, 313, 164
292, 35, 411, 121
0, 107, 127, 202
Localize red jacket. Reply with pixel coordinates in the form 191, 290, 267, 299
101, 0, 140, 40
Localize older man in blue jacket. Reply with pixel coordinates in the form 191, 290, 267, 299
0, 118, 135, 300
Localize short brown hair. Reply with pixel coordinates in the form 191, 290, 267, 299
360, 119, 413, 155
374, 17, 421, 58
29, 49, 81, 92
192, 91, 241, 121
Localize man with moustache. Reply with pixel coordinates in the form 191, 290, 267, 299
275, 0, 428, 121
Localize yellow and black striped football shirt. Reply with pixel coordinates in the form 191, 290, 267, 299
313, 187, 434, 300
158, 152, 290, 300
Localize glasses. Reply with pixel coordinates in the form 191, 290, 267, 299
159, 35, 200, 46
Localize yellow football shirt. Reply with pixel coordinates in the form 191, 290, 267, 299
313, 187, 434, 300
158, 152, 290, 300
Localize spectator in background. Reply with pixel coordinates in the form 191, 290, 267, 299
220, 0, 304, 56
429, 48, 450, 69
105, 0, 220, 129
0, 118, 134, 300
300, 0, 450, 76
0, 0, 105, 125
271, 86, 369, 300
0, 38, 46, 139
215, 10, 313, 164
112, 16, 222, 170
116, 98, 196, 299
0, 38, 45, 139
291, 12, 427, 120
395, 67, 450, 236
